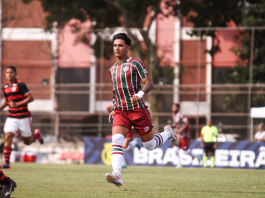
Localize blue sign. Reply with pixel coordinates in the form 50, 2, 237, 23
84, 137, 265, 169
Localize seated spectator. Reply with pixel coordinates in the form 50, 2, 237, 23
254, 123, 265, 142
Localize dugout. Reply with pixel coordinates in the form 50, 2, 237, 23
250, 106, 265, 141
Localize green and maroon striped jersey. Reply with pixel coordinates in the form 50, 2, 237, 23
109, 57, 149, 111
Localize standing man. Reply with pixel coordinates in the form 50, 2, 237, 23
105, 33, 178, 187
0, 66, 44, 169
170, 103, 201, 168
200, 118, 218, 168
253, 123, 265, 142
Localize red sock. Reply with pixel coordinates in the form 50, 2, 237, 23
32, 133, 39, 141
0, 170, 10, 185
4, 146, 12, 165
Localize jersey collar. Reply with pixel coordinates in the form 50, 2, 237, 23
115, 57, 132, 66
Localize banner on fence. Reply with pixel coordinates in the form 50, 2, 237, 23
84, 137, 265, 169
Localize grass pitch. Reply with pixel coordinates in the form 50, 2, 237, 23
5, 163, 265, 197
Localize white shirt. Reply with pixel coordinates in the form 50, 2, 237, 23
254, 131, 265, 142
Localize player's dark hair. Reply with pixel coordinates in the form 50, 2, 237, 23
112, 33, 131, 46
173, 103, 180, 108
6, 66, 16, 72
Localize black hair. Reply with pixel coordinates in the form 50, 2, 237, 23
112, 33, 131, 46
6, 66, 17, 72
173, 103, 180, 108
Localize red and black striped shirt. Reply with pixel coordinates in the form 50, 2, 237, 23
3, 79, 31, 119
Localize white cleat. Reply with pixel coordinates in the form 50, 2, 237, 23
164, 125, 180, 146
105, 172, 123, 187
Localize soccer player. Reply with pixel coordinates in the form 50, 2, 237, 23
170, 103, 201, 168
0, 170, 16, 198
105, 33, 178, 187
200, 118, 218, 168
0, 66, 44, 169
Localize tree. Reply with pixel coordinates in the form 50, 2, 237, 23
222, 1, 265, 112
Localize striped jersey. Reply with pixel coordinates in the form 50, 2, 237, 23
109, 57, 149, 111
172, 112, 190, 139
3, 79, 31, 119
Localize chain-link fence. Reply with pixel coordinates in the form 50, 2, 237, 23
1, 26, 265, 141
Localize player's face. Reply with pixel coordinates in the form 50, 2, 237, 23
172, 105, 179, 113
6, 68, 17, 81
113, 39, 130, 59
258, 126, 263, 132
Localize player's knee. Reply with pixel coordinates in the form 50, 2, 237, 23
24, 141, 31, 145
5, 133, 14, 143
142, 139, 156, 151
112, 134, 125, 146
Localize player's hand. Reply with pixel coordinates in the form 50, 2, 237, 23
109, 110, 114, 123
213, 143, 217, 149
9, 101, 17, 108
177, 129, 182, 134
200, 142, 204, 148
132, 95, 141, 104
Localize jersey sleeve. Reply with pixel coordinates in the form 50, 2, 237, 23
112, 93, 116, 106
213, 126, 219, 136
201, 126, 205, 135
133, 60, 149, 80
18, 82, 30, 96
180, 113, 188, 123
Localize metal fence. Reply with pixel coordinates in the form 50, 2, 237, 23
1, 26, 265, 141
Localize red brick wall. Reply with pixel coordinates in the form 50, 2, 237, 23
180, 40, 206, 101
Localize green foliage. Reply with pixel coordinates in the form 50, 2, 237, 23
222, 1, 265, 111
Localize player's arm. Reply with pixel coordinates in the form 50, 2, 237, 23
177, 121, 189, 134
132, 76, 153, 103
9, 92, 34, 108
0, 99, 8, 111
200, 128, 204, 148
213, 127, 218, 149
0, 89, 8, 111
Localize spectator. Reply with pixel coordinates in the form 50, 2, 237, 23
254, 123, 265, 142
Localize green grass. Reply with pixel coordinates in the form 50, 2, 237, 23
4, 163, 265, 197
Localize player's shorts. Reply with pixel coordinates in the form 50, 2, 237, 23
113, 107, 153, 136
176, 138, 190, 151
204, 142, 215, 153
126, 128, 134, 140
4, 117, 32, 138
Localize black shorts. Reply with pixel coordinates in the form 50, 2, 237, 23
204, 142, 215, 154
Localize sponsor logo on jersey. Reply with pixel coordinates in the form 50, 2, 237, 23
4, 85, 8, 88
144, 126, 150, 131
143, 69, 148, 74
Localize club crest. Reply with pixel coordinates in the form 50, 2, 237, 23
12, 86, 17, 92
123, 66, 129, 73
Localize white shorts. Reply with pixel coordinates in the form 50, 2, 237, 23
4, 117, 32, 138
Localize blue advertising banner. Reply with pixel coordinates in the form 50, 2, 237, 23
84, 137, 265, 169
